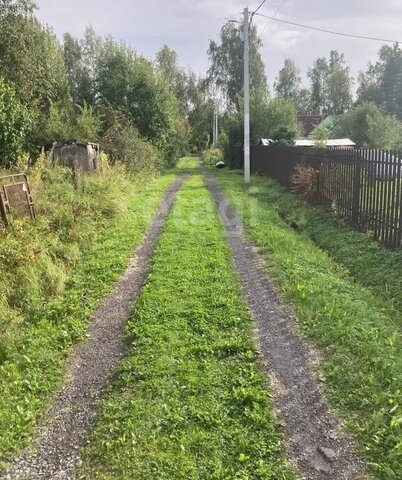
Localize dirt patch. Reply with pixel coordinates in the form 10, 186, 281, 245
204, 171, 367, 480
3, 177, 185, 480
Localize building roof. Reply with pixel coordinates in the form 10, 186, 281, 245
326, 138, 356, 147
294, 138, 356, 147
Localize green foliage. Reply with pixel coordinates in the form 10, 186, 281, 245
357, 44, 402, 119
77, 174, 295, 479
33, 101, 101, 145
335, 101, 402, 148
275, 59, 301, 103
186, 77, 215, 151
101, 109, 164, 173
0, 77, 30, 166
215, 170, 402, 479
95, 39, 188, 164
63, 27, 102, 106
202, 147, 222, 165
308, 50, 352, 115
74, 102, 101, 142
0, 166, 177, 460
311, 123, 329, 148
207, 22, 267, 109
0, 13, 70, 110
0, 0, 37, 17
155, 44, 189, 117
220, 93, 299, 167
40, 101, 74, 144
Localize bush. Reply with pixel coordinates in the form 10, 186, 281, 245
290, 164, 319, 200
202, 148, 223, 165
0, 156, 133, 358
0, 76, 30, 167
335, 101, 402, 148
102, 112, 164, 174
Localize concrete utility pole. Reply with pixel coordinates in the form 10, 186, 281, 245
215, 104, 219, 145
212, 105, 219, 146
243, 7, 250, 184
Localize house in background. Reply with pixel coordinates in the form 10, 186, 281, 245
294, 138, 356, 148
297, 115, 323, 136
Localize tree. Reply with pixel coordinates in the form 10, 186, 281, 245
307, 50, 352, 114
186, 76, 215, 150
275, 59, 301, 101
63, 27, 102, 106
0, 12, 70, 110
95, 39, 188, 163
335, 101, 402, 149
0, 76, 30, 166
296, 88, 312, 114
308, 57, 328, 114
155, 45, 189, 116
311, 123, 329, 148
357, 44, 402, 119
326, 66, 353, 114
0, 0, 36, 17
207, 22, 267, 109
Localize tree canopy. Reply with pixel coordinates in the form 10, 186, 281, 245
207, 22, 267, 109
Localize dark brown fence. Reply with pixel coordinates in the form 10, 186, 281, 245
251, 146, 402, 249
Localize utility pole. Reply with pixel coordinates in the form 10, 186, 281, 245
215, 104, 219, 145
212, 105, 219, 146
212, 109, 216, 146
243, 7, 250, 184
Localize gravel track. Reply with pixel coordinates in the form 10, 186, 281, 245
204, 171, 367, 480
3, 177, 185, 480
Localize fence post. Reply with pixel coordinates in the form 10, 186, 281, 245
352, 151, 362, 226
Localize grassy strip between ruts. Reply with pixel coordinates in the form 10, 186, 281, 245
0, 171, 177, 468
76, 174, 295, 480
213, 169, 402, 480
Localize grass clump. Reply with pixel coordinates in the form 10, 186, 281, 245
77, 175, 295, 480
202, 148, 223, 166
0, 159, 177, 465
213, 169, 402, 479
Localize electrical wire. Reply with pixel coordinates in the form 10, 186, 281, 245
259, 0, 287, 35
254, 12, 401, 44
251, 0, 266, 23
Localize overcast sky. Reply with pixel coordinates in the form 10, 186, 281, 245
36, 0, 402, 91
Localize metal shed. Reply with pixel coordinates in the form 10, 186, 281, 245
52, 143, 100, 172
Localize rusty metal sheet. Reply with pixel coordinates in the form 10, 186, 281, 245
0, 174, 35, 225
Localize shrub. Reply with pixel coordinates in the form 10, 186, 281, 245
290, 164, 319, 201
202, 148, 223, 166
102, 113, 164, 173
0, 155, 134, 359
0, 76, 30, 167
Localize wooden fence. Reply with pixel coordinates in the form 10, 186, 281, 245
251, 146, 402, 249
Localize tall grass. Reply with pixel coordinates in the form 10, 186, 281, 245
0, 157, 178, 464
0, 156, 132, 359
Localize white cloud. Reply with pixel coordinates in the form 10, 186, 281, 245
35, 0, 402, 88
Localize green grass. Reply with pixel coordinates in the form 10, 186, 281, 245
213, 169, 402, 479
245, 173, 402, 319
76, 175, 295, 480
0, 169, 177, 467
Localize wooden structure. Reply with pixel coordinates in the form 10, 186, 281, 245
52, 143, 99, 172
0, 173, 36, 225
251, 146, 402, 249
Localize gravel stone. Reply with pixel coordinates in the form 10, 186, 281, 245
2, 177, 185, 480
204, 171, 367, 480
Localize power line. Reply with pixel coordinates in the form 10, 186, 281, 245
254, 12, 401, 44
259, 0, 287, 36
250, 0, 266, 24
